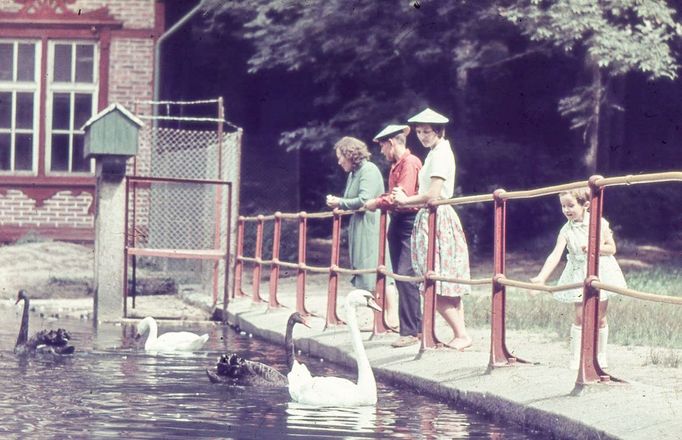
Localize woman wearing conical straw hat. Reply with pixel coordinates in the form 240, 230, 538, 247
392, 108, 472, 350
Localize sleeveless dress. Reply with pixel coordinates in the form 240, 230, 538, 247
554, 214, 627, 303
410, 139, 471, 297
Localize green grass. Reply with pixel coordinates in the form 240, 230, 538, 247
466, 263, 682, 351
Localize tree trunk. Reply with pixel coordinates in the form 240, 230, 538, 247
584, 58, 602, 176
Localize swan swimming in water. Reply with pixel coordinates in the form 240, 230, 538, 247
135, 316, 208, 352
206, 312, 310, 386
288, 289, 381, 406
14, 289, 75, 356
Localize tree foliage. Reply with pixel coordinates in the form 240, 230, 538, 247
501, 0, 681, 171
202, 0, 509, 151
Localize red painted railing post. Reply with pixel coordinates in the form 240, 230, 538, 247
575, 175, 610, 389
233, 216, 246, 298
420, 204, 441, 349
326, 209, 344, 327
296, 212, 311, 315
489, 189, 517, 368
372, 209, 389, 335
268, 212, 283, 309
251, 215, 265, 303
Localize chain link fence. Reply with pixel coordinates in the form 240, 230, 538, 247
126, 99, 241, 310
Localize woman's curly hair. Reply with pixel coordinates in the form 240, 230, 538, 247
334, 136, 371, 171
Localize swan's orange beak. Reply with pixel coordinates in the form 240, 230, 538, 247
367, 297, 382, 313
300, 317, 311, 328
15, 297, 20, 305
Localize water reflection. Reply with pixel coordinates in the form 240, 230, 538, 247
0, 309, 543, 439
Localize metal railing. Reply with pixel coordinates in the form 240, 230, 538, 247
233, 171, 681, 391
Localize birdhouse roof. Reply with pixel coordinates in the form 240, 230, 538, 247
81, 103, 144, 130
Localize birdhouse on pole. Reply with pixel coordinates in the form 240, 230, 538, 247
82, 103, 143, 178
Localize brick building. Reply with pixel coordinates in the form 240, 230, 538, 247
0, 0, 164, 242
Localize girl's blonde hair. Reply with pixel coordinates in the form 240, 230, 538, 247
334, 136, 371, 171
559, 187, 591, 206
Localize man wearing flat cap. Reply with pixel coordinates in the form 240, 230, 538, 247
365, 124, 423, 348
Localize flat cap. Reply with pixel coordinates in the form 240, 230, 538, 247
373, 124, 410, 142
407, 108, 449, 124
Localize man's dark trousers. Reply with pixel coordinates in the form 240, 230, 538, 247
387, 212, 421, 336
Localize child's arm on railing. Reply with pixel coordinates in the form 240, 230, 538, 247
530, 234, 567, 285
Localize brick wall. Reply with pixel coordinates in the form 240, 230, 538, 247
0, 0, 157, 241
0, 190, 93, 229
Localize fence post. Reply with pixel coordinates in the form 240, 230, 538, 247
296, 212, 311, 315
268, 212, 283, 309
123, 177, 130, 318
489, 189, 517, 368
233, 217, 246, 298
326, 209, 344, 327
420, 204, 440, 349
251, 215, 265, 303
372, 209, 390, 335
574, 175, 611, 391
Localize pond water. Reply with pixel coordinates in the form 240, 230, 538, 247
0, 307, 545, 439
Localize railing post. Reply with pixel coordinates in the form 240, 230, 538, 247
326, 209, 344, 327
233, 216, 246, 298
222, 184, 232, 321
372, 209, 389, 335
489, 189, 517, 369
123, 176, 130, 318
251, 215, 265, 303
296, 212, 311, 315
575, 175, 611, 391
420, 204, 441, 349
268, 212, 283, 309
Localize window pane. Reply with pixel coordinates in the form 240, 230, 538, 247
53, 44, 72, 82
17, 43, 35, 82
52, 93, 71, 130
75, 44, 94, 83
15, 133, 33, 170
0, 133, 9, 170
16, 92, 34, 129
74, 93, 92, 129
72, 134, 90, 172
0, 43, 12, 81
0, 92, 10, 129
51, 133, 70, 171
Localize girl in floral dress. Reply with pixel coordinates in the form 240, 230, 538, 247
393, 108, 472, 350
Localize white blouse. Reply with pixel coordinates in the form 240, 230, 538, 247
418, 138, 456, 199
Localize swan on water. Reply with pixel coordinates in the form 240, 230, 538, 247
135, 316, 208, 352
287, 289, 381, 407
14, 289, 75, 356
206, 312, 310, 386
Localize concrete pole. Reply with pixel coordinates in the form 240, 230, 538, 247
93, 161, 126, 323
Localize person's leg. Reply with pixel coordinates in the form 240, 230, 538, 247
597, 300, 609, 367
437, 295, 471, 350
390, 215, 422, 347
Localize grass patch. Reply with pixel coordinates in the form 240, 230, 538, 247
466, 262, 682, 351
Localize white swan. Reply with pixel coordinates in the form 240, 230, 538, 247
287, 289, 381, 406
135, 316, 208, 352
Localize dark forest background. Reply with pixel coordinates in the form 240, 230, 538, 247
161, 0, 682, 253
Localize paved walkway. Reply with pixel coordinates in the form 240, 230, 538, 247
214, 274, 681, 440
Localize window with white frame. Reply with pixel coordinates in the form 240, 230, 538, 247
0, 40, 39, 173
47, 41, 98, 173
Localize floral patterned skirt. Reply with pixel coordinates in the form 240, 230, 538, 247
411, 206, 471, 297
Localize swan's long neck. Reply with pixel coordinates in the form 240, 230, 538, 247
285, 317, 296, 371
16, 296, 29, 348
345, 303, 375, 390
145, 319, 158, 348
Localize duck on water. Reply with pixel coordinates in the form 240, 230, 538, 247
14, 289, 75, 356
206, 312, 310, 386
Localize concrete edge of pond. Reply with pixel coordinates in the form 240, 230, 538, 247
222, 298, 680, 440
